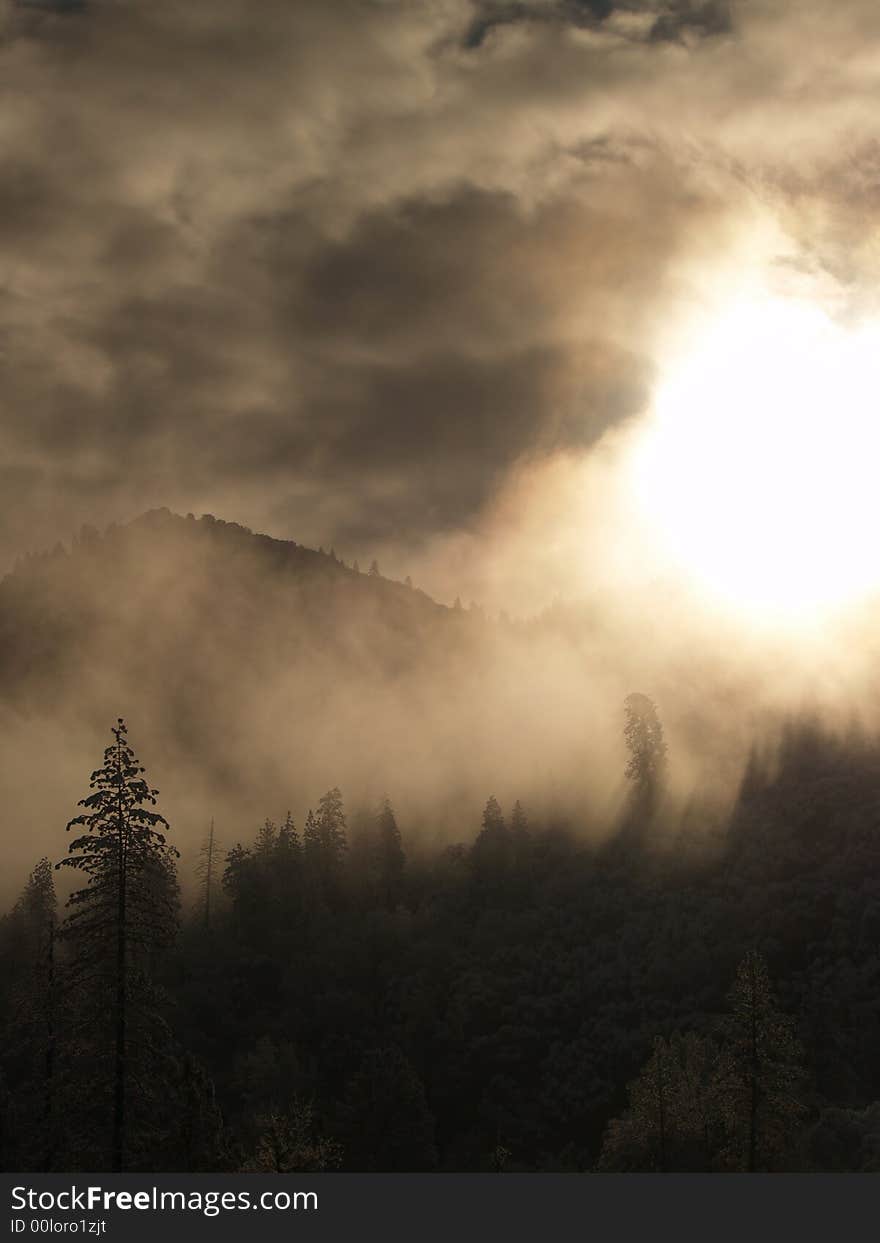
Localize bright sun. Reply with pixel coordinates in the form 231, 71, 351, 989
629, 296, 880, 624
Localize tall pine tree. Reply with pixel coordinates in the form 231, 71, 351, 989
57, 719, 179, 1171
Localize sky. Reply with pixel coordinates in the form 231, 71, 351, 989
3, 0, 880, 611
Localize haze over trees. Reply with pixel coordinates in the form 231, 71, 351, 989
1, 516, 880, 1172
0, 510, 718, 883
1, 694, 879, 1171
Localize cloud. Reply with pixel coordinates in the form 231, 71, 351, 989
2, 0, 880, 590
461, 0, 730, 50
463, 1, 615, 49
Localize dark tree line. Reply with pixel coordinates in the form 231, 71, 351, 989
3, 704, 880, 1171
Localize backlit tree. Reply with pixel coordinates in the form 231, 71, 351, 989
58, 719, 179, 1171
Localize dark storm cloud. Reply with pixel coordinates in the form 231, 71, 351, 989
29, 183, 654, 544
463, 0, 614, 49
294, 341, 648, 544
13, 0, 84, 13
2, 0, 880, 572
648, 1, 731, 42
462, 0, 730, 48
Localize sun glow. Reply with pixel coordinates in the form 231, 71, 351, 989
630, 296, 880, 624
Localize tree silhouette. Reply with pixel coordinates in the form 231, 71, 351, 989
255, 818, 278, 857
57, 719, 179, 1171
278, 810, 300, 859
509, 800, 531, 868
304, 788, 348, 896
717, 950, 806, 1171
472, 796, 511, 887
623, 693, 668, 821
600, 1033, 722, 1171
372, 797, 405, 909
195, 819, 220, 932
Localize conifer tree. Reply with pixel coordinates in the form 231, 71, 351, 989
317, 789, 347, 868
57, 719, 179, 1171
372, 797, 405, 909
509, 800, 531, 866
303, 810, 319, 862
277, 811, 300, 864
481, 795, 505, 836
509, 800, 528, 836
222, 843, 252, 905
303, 790, 347, 898
717, 950, 806, 1171
272, 811, 302, 924
472, 796, 511, 884
255, 818, 278, 857
623, 693, 668, 820
195, 819, 220, 932
599, 1033, 722, 1171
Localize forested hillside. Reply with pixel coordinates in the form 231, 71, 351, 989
0, 509, 623, 875
3, 709, 880, 1172
2, 514, 880, 1172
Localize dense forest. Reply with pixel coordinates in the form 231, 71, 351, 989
3, 698, 880, 1173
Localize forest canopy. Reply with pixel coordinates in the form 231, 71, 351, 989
3, 705, 880, 1172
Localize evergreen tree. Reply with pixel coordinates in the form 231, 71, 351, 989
222, 843, 253, 915
369, 560, 380, 577
481, 795, 505, 835
509, 800, 531, 867
717, 950, 806, 1171
303, 810, 319, 862
271, 811, 302, 928
623, 693, 668, 820
195, 819, 220, 932
278, 810, 300, 860
372, 797, 405, 909
599, 1033, 721, 1172
57, 719, 179, 1171
305, 789, 347, 883
472, 796, 511, 885
255, 818, 278, 858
